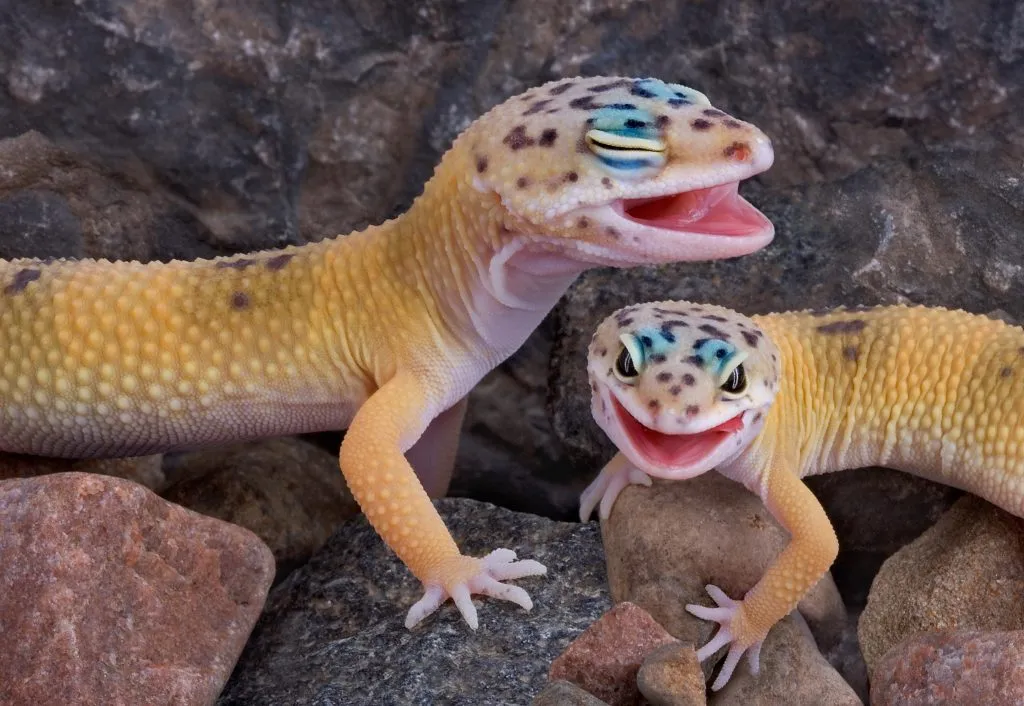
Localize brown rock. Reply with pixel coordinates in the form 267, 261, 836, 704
0, 472, 275, 706
858, 496, 1024, 674
637, 641, 707, 706
710, 614, 862, 705
0, 452, 166, 491
871, 630, 1024, 706
162, 437, 358, 581
600, 474, 846, 655
549, 601, 677, 706
533, 679, 611, 706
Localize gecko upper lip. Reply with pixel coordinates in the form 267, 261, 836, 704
618, 181, 771, 237
611, 395, 743, 469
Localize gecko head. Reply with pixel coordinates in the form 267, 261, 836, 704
463, 76, 775, 267
587, 300, 780, 479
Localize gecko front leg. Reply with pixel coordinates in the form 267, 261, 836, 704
339, 372, 546, 629
686, 457, 839, 690
579, 452, 653, 522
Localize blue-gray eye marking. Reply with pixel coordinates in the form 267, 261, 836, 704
640, 335, 654, 348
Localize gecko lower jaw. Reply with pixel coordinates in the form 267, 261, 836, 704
617, 181, 771, 238
611, 395, 745, 474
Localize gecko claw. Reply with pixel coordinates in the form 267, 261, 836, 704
579, 463, 652, 522
686, 583, 765, 691
405, 548, 547, 630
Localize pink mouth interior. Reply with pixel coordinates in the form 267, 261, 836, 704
613, 397, 742, 468
620, 182, 770, 237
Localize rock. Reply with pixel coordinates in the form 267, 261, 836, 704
870, 630, 1024, 705
710, 613, 862, 706
858, 495, 1024, 675
0, 472, 274, 706
0, 452, 166, 491
550, 149, 1024, 471
637, 641, 707, 706
600, 474, 847, 658
823, 614, 870, 704
548, 602, 678, 706
218, 498, 610, 705
162, 437, 359, 582
533, 680, 611, 706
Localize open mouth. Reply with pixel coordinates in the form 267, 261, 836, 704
618, 182, 771, 237
612, 396, 743, 469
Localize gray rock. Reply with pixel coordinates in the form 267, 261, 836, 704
0, 452, 166, 491
162, 437, 359, 582
533, 680, 610, 706
218, 498, 610, 705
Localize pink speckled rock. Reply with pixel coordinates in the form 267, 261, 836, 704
871, 630, 1024, 705
0, 472, 275, 706
549, 601, 677, 706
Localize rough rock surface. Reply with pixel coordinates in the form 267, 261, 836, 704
0, 452, 166, 490
858, 495, 1024, 675
636, 641, 707, 706
548, 601, 677, 706
0, 472, 275, 706
870, 630, 1024, 706
600, 474, 847, 657
163, 437, 359, 582
218, 498, 610, 705
533, 680, 611, 706
710, 614, 862, 706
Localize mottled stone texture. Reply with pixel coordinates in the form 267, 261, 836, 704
0, 472, 275, 706
636, 642, 707, 706
218, 498, 610, 705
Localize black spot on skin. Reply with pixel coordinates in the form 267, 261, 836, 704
589, 79, 631, 92
682, 373, 696, 386
576, 136, 590, 154
686, 355, 703, 366
624, 118, 647, 129
216, 258, 255, 270
649, 354, 667, 364
618, 318, 634, 327
476, 156, 488, 173
545, 108, 560, 115
6, 268, 40, 294
843, 346, 859, 362
606, 103, 638, 111
597, 347, 608, 357
723, 119, 743, 129
685, 404, 700, 416
231, 291, 250, 310
699, 324, 730, 339
569, 96, 601, 110
667, 97, 690, 107
704, 314, 728, 322
606, 227, 621, 239
753, 412, 763, 424
549, 82, 575, 95
691, 118, 713, 130
503, 125, 536, 150
669, 385, 682, 396
817, 319, 867, 335
630, 84, 656, 98
539, 128, 558, 146
577, 217, 590, 228
601, 177, 613, 189
522, 99, 553, 116
656, 372, 673, 382
703, 109, 726, 117
648, 400, 661, 411
1001, 367, 1014, 378
563, 171, 579, 183
659, 327, 676, 343
516, 176, 530, 189
266, 254, 293, 271
655, 115, 671, 128
742, 331, 760, 347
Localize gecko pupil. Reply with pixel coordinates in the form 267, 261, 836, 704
615, 346, 638, 378
721, 364, 747, 394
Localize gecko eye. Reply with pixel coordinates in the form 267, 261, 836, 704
614, 334, 645, 382
720, 364, 747, 396
586, 129, 667, 174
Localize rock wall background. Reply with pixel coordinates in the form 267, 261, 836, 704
1, 0, 1022, 519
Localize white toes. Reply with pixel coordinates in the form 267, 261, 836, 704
579, 479, 604, 522
405, 585, 446, 629
484, 548, 517, 564
627, 468, 653, 486
473, 575, 534, 611
685, 604, 734, 622
712, 644, 745, 691
695, 627, 733, 661
704, 584, 737, 607
747, 641, 763, 676
450, 583, 479, 630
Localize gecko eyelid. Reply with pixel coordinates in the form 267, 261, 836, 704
585, 129, 665, 153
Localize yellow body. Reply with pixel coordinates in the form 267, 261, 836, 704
584, 301, 1024, 689
1, 76, 777, 629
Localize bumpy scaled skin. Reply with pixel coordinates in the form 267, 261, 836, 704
0, 77, 776, 631
582, 301, 1024, 690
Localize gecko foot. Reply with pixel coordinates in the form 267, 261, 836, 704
405, 548, 547, 630
579, 463, 652, 522
685, 584, 764, 691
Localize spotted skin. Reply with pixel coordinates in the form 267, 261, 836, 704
0, 76, 776, 633
584, 300, 1024, 690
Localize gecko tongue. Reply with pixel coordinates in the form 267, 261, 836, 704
621, 182, 771, 237
614, 397, 743, 469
